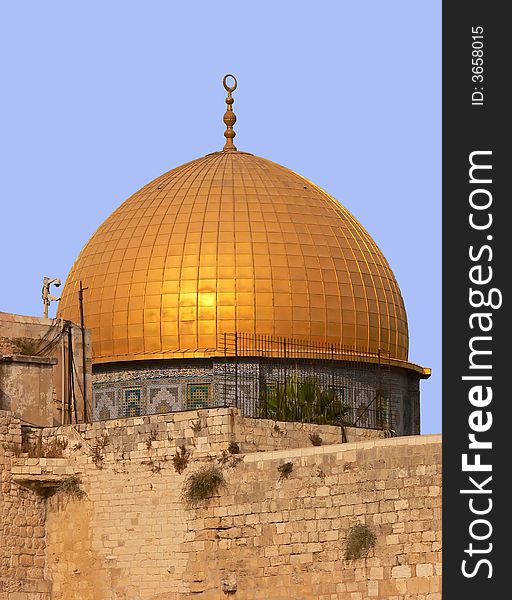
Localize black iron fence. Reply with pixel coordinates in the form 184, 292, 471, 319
219, 333, 397, 432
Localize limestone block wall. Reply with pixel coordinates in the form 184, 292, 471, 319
181, 436, 442, 599
21, 407, 383, 458
0, 411, 51, 600
1, 407, 441, 600
233, 415, 385, 452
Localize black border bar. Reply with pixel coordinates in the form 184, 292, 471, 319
443, 2, 508, 596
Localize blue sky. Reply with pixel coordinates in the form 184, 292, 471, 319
0, 1, 441, 433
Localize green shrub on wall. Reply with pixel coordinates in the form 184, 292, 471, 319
183, 465, 227, 507
344, 523, 376, 560
277, 461, 293, 480
52, 476, 87, 500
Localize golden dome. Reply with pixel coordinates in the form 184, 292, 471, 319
58, 150, 409, 364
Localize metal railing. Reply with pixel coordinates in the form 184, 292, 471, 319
219, 333, 395, 432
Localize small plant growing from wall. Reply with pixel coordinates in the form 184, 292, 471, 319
52, 476, 87, 500
227, 441, 240, 454
91, 446, 104, 469
142, 458, 166, 473
308, 432, 323, 446
96, 432, 109, 450
146, 428, 158, 449
217, 450, 243, 469
90, 431, 109, 468
172, 445, 190, 474
277, 461, 293, 481
314, 466, 325, 479
344, 523, 376, 560
183, 465, 226, 507
150, 461, 164, 474
191, 419, 202, 434
273, 422, 285, 436
217, 450, 231, 466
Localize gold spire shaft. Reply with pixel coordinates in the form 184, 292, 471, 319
222, 74, 237, 151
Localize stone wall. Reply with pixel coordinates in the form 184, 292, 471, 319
0, 411, 51, 600
181, 436, 441, 599
20, 407, 385, 457
233, 414, 386, 452
1, 407, 441, 599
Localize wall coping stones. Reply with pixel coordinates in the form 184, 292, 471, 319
0, 311, 55, 325
242, 433, 442, 463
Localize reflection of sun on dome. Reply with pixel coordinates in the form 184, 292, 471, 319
58, 75, 429, 434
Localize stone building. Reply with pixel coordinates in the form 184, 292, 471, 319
57, 75, 430, 435
0, 312, 91, 426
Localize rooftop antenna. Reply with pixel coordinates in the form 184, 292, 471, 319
42, 277, 61, 318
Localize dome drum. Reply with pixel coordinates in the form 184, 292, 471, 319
92, 353, 421, 436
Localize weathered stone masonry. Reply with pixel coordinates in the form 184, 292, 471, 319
1, 408, 441, 599
0, 412, 51, 600
93, 358, 421, 436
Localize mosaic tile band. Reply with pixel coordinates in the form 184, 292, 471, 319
92, 358, 419, 436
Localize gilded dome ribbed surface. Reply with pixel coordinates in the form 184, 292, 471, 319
58, 150, 409, 363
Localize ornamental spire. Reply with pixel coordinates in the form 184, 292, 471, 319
222, 74, 237, 151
